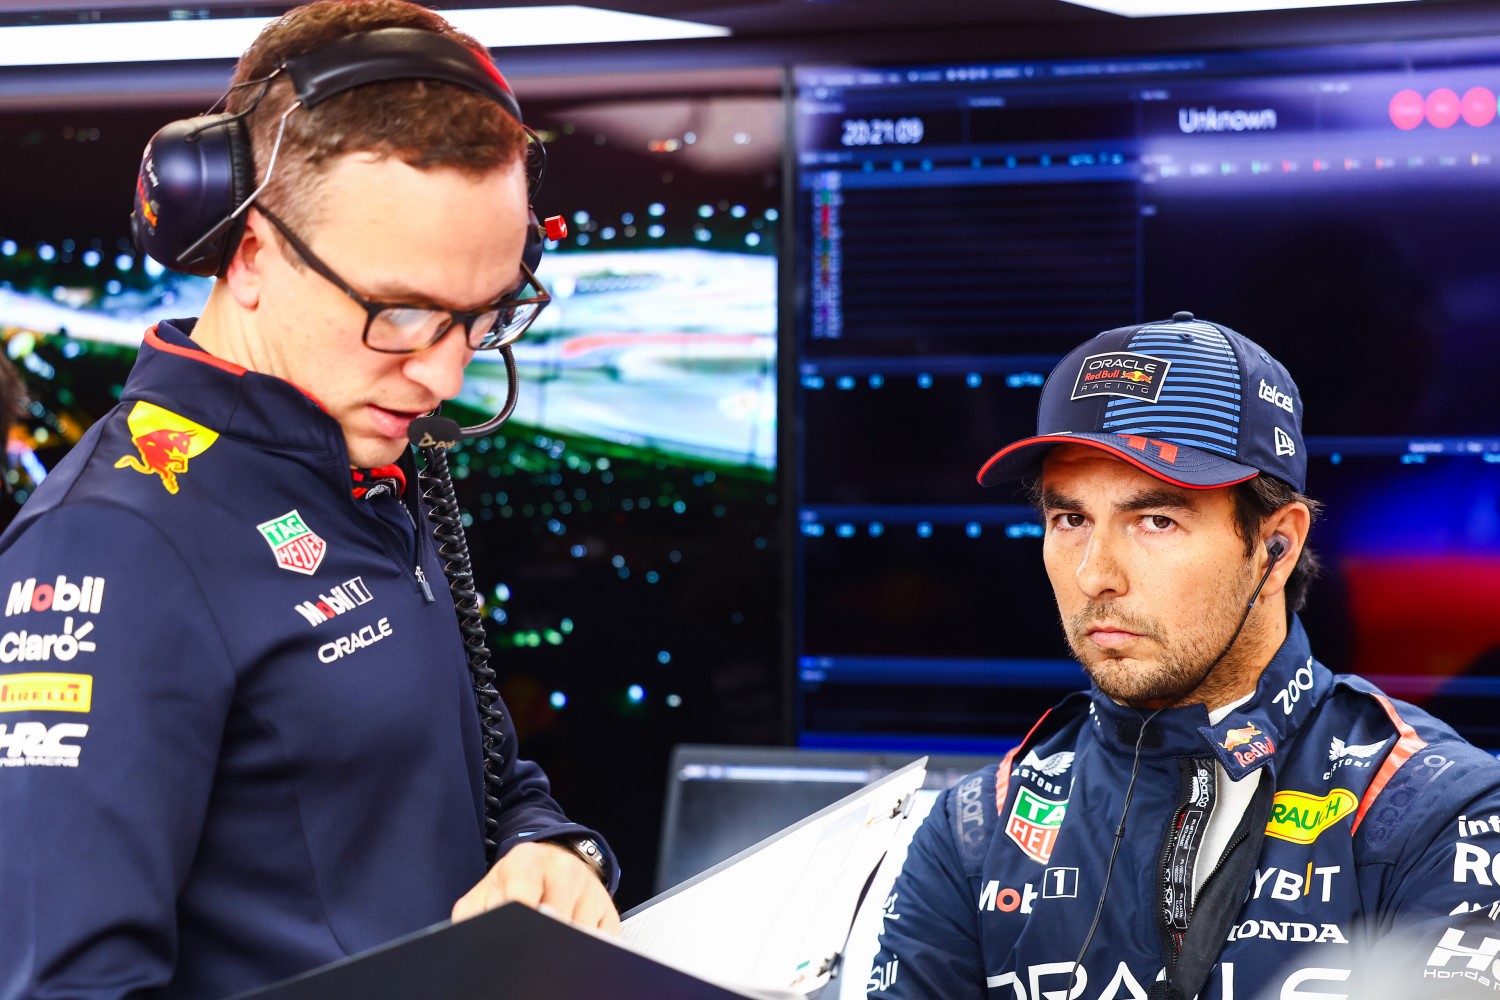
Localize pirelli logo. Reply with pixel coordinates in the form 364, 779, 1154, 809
0, 672, 93, 713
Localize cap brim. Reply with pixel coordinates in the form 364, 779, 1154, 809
977, 433, 1260, 491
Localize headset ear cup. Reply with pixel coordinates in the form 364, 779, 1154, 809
214, 115, 256, 275
131, 113, 254, 278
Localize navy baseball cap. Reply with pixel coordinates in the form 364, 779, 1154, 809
978, 312, 1306, 492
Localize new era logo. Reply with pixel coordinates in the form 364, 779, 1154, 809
1274, 427, 1296, 457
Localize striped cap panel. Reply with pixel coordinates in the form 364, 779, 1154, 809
1100, 321, 1242, 458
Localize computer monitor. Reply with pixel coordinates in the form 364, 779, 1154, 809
791, 36, 1500, 751
655, 743, 996, 895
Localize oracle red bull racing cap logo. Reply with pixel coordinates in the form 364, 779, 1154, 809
113, 400, 219, 494
257, 510, 328, 576
1070, 351, 1171, 403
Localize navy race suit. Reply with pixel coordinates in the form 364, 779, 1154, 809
0, 321, 615, 1000
869, 617, 1500, 1000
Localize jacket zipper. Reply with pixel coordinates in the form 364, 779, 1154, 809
357, 479, 438, 605
1157, 802, 1187, 980
1156, 760, 1221, 984
414, 564, 435, 603
388, 467, 441, 605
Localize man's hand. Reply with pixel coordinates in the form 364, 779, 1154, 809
452, 841, 621, 933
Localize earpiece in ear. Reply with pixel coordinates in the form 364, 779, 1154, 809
1266, 533, 1290, 561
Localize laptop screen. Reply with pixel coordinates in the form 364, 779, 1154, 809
655, 744, 996, 894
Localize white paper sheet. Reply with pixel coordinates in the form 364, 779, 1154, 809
622, 758, 928, 995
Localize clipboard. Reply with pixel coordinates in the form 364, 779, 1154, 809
235, 758, 928, 1000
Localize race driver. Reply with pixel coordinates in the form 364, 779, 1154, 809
0, 3, 617, 998
867, 312, 1500, 1000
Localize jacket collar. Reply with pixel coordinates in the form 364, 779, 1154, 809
124, 319, 347, 460
1087, 616, 1329, 780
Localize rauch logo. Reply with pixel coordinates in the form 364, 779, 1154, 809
1265, 788, 1357, 845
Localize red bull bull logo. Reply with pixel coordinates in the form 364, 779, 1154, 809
1120, 370, 1152, 383
1222, 721, 1276, 767
1221, 723, 1263, 751
135, 174, 159, 228
113, 401, 218, 494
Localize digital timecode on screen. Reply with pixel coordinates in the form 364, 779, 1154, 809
840, 117, 925, 146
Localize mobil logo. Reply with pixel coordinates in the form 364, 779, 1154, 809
6, 575, 105, 617
294, 577, 374, 627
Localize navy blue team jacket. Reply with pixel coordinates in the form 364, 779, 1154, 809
869, 617, 1500, 999
0, 321, 613, 1000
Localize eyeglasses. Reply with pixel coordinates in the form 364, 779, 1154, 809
256, 207, 550, 354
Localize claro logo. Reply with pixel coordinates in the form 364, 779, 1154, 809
1178, 106, 1279, 134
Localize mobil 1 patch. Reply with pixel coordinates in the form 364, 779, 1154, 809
1070, 351, 1171, 403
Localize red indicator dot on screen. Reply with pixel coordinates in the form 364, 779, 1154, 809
1462, 87, 1497, 127
1426, 88, 1461, 129
1390, 89, 1425, 130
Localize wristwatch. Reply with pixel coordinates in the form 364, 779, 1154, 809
549, 834, 610, 886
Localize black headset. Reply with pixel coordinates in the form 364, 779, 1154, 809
130, 27, 556, 278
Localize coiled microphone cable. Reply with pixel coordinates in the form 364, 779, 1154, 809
410, 345, 521, 864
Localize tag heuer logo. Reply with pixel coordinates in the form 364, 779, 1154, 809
256, 510, 327, 576
1006, 786, 1068, 865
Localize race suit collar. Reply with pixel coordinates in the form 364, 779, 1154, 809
126, 319, 348, 461
1086, 615, 1329, 779
1200, 615, 1328, 780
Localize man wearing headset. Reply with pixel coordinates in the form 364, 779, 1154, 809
0, 3, 617, 998
868, 313, 1500, 1000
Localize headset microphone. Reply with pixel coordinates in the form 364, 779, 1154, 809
407, 343, 522, 450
